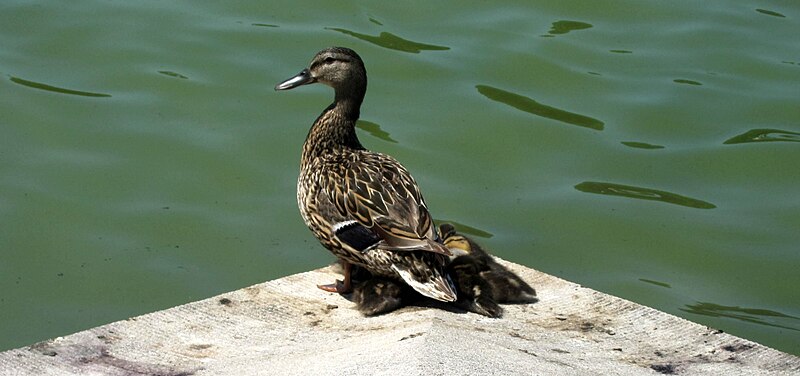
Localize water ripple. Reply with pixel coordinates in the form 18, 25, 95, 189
157, 71, 188, 79
9, 76, 111, 98
326, 27, 449, 53
476, 85, 604, 130
756, 9, 786, 18
674, 79, 703, 86
621, 141, 665, 150
356, 120, 397, 143
574, 181, 716, 209
682, 302, 800, 332
723, 128, 800, 144
547, 20, 593, 35
639, 278, 671, 288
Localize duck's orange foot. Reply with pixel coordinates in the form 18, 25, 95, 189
318, 261, 352, 293
317, 280, 351, 294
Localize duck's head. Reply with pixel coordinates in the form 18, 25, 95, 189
275, 47, 367, 98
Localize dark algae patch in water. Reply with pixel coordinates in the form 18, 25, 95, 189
574, 181, 716, 209
476, 85, 604, 131
326, 28, 449, 53
9, 76, 111, 97
723, 128, 800, 144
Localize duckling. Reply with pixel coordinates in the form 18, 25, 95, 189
349, 259, 499, 317
446, 252, 503, 318
440, 223, 538, 306
275, 47, 457, 302
350, 269, 408, 316
351, 224, 537, 318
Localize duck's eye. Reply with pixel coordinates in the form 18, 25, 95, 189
323, 57, 335, 64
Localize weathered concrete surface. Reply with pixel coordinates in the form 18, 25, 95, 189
2, 259, 798, 375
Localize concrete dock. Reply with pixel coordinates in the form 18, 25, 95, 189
2, 259, 798, 375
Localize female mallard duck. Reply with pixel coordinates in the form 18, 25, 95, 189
275, 47, 457, 302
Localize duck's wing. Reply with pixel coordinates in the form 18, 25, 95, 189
326, 151, 450, 256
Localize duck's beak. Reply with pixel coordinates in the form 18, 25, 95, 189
275, 68, 315, 90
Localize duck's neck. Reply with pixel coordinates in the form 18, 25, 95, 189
301, 96, 365, 163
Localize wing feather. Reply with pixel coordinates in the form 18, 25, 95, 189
324, 151, 449, 256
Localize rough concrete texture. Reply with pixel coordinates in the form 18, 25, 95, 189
2, 259, 798, 375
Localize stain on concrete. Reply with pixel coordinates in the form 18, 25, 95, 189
651, 363, 677, 374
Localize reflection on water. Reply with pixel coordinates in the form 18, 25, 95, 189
682, 302, 800, 332
639, 278, 671, 288
610, 50, 633, 54
475, 85, 604, 131
674, 79, 703, 86
547, 20, 592, 35
723, 129, 800, 144
326, 28, 449, 53
251, 23, 278, 28
356, 120, 397, 143
574, 181, 716, 209
9, 76, 111, 98
435, 219, 493, 238
756, 9, 786, 18
621, 141, 665, 150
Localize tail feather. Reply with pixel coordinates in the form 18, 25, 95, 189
391, 263, 457, 302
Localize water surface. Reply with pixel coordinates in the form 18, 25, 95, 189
1, 1, 799, 355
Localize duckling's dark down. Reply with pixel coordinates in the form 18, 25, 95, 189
351, 224, 538, 318
348, 265, 407, 316
440, 223, 538, 312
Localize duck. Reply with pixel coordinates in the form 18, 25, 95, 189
275, 47, 457, 302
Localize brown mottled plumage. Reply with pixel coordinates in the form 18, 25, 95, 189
275, 47, 456, 302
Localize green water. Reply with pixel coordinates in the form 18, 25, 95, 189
1, 1, 799, 355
